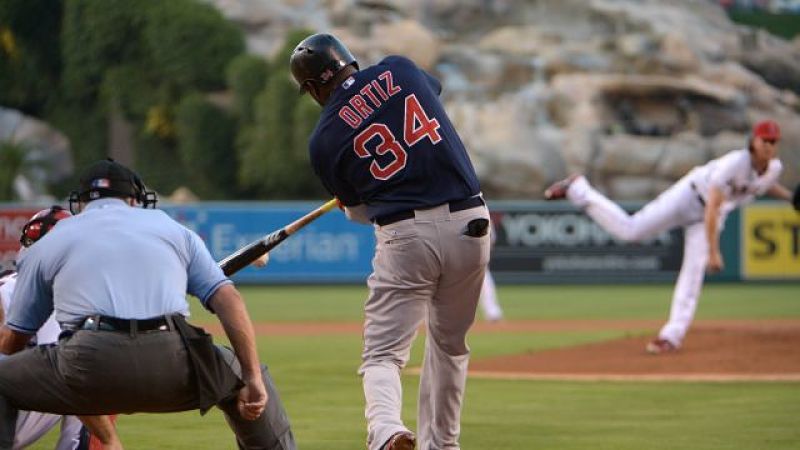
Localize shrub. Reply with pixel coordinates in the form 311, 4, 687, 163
143, 0, 244, 91
0, 142, 26, 201
226, 54, 269, 123
0, 0, 63, 114
175, 94, 238, 199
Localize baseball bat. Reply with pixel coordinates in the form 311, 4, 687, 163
218, 198, 339, 276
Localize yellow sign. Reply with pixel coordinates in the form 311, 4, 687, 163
742, 204, 800, 279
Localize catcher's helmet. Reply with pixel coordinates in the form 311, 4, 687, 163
68, 158, 157, 213
290, 33, 358, 89
20, 205, 72, 248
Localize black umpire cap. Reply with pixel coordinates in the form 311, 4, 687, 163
69, 158, 157, 212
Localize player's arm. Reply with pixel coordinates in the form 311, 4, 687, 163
77, 415, 122, 450
0, 325, 33, 354
704, 185, 725, 273
207, 284, 267, 421
764, 183, 792, 202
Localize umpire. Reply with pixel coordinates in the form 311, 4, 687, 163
0, 159, 295, 450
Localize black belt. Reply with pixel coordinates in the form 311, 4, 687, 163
80, 315, 172, 333
374, 196, 485, 227
690, 182, 706, 207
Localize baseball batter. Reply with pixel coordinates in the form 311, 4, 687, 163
0, 207, 86, 450
291, 34, 490, 450
545, 120, 796, 353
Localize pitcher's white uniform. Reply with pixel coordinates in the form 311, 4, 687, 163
0, 272, 84, 450
563, 149, 782, 348
479, 223, 503, 322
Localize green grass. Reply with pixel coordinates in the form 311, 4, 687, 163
189, 283, 800, 323
29, 283, 800, 449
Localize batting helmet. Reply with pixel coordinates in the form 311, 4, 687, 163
68, 158, 157, 213
20, 205, 72, 248
290, 33, 358, 89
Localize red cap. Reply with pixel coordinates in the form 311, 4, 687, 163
752, 120, 780, 141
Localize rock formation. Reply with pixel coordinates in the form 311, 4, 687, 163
180, 0, 800, 198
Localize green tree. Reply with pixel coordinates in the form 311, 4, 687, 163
239, 73, 298, 197
292, 95, 326, 197
0, 142, 26, 201
175, 94, 238, 199
0, 0, 63, 115
60, 0, 145, 103
143, 1, 244, 91
56, 0, 246, 198
237, 28, 324, 199
134, 132, 185, 196
46, 103, 108, 197
226, 54, 269, 123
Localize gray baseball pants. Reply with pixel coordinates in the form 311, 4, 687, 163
360, 203, 490, 450
0, 327, 295, 450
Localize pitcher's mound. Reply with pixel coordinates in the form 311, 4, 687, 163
469, 322, 800, 381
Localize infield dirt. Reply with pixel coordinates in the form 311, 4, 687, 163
208, 319, 800, 381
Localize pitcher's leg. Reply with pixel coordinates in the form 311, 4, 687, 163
478, 272, 503, 321
568, 176, 689, 241
658, 222, 709, 347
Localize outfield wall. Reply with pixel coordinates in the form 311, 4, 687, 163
1, 201, 797, 283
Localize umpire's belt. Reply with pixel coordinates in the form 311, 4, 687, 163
80, 315, 173, 333
374, 196, 485, 227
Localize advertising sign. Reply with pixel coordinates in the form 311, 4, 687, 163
741, 203, 800, 279
489, 202, 684, 283
0, 208, 37, 271
162, 202, 376, 283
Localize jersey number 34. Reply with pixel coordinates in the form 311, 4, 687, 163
353, 94, 442, 180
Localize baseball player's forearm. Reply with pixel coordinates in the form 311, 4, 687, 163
0, 325, 33, 354
765, 184, 792, 202
207, 284, 261, 380
78, 415, 122, 450
344, 204, 371, 224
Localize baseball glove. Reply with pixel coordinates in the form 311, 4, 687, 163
793, 184, 800, 212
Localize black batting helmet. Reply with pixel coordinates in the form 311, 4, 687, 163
290, 33, 358, 89
20, 205, 72, 248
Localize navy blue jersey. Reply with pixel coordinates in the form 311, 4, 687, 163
309, 56, 481, 221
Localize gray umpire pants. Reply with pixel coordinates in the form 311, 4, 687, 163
359, 203, 490, 450
0, 327, 295, 450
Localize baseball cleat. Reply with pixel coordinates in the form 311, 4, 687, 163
645, 338, 677, 354
382, 431, 416, 450
544, 175, 578, 200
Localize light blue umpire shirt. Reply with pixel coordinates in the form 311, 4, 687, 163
6, 198, 231, 334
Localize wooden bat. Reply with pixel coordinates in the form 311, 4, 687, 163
218, 198, 339, 276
